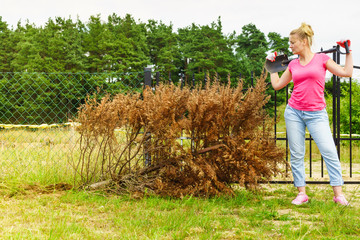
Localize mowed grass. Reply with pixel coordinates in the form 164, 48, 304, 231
0, 184, 359, 239
1, 108, 360, 239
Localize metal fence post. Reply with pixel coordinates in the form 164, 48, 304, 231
144, 67, 152, 166
144, 67, 152, 87
336, 47, 341, 158
251, 71, 254, 87
332, 48, 337, 143
203, 72, 207, 87
156, 71, 160, 86
180, 72, 184, 89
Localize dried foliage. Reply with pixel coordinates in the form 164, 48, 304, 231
72, 74, 286, 197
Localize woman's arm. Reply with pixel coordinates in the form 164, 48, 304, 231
326, 52, 353, 77
270, 68, 292, 91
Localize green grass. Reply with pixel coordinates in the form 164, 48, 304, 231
1, 117, 360, 239
0, 184, 359, 239
0, 127, 77, 185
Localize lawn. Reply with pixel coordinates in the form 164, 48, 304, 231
1, 103, 360, 239
0, 184, 359, 239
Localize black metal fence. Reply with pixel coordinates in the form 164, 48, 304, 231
272, 47, 360, 184
145, 52, 360, 184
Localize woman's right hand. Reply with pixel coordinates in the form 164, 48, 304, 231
266, 51, 278, 62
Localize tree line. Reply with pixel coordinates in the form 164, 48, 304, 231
1, 13, 359, 133
0, 13, 291, 125
0, 14, 290, 82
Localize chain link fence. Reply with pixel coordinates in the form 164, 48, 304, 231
0, 71, 144, 184
2, 70, 359, 185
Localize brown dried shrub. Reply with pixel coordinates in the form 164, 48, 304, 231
72, 74, 286, 197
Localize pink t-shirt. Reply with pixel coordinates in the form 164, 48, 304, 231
288, 53, 330, 111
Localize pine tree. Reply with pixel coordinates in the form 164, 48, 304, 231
105, 13, 149, 73
236, 23, 268, 82
11, 21, 46, 71
146, 19, 180, 79
267, 32, 290, 56
178, 17, 238, 84
0, 17, 15, 72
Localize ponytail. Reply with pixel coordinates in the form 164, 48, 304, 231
290, 22, 314, 47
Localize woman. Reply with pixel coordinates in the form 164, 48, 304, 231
267, 23, 353, 206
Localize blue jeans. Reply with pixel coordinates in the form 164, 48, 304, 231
284, 105, 344, 187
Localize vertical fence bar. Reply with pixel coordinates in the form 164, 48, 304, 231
156, 71, 160, 86
309, 135, 312, 178
180, 72, 184, 89
321, 156, 324, 178
332, 48, 337, 143
329, 51, 337, 178
203, 72, 207, 87
336, 48, 341, 159
274, 90, 277, 143
349, 77, 352, 177
285, 85, 289, 175
144, 67, 152, 166
251, 71, 254, 87
144, 67, 152, 87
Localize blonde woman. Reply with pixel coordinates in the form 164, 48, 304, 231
267, 23, 353, 205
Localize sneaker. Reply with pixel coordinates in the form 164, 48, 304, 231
333, 195, 349, 206
291, 192, 309, 205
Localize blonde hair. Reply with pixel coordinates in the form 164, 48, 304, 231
290, 22, 314, 47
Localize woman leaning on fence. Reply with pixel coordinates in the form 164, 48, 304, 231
266, 22, 353, 206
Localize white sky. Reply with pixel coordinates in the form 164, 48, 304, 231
1, 0, 360, 73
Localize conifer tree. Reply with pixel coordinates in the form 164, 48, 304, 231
236, 23, 268, 83
146, 19, 180, 79
178, 18, 238, 84
0, 17, 15, 72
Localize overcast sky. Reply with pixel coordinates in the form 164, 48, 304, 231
1, 0, 360, 71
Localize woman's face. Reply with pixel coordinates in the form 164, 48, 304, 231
289, 34, 306, 54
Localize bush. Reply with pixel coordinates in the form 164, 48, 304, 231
73, 74, 286, 197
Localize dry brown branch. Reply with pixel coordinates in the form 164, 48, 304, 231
196, 144, 225, 154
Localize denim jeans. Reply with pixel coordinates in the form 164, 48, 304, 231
284, 105, 344, 187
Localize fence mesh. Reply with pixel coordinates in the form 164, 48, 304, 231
1, 71, 359, 185
0, 72, 144, 183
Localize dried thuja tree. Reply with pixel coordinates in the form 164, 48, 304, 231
153, 75, 286, 197
73, 74, 286, 197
